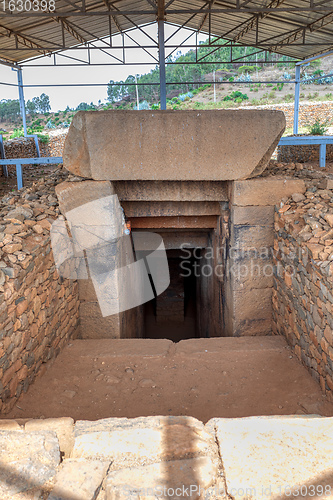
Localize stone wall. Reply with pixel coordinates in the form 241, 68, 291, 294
224, 177, 306, 337
251, 100, 333, 130
2, 134, 66, 160
0, 169, 80, 413
273, 183, 333, 401
277, 142, 333, 164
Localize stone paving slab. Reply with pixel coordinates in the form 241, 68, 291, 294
207, 416, 333, 500
71, 416, 219, 471
0, 416, 332, 499
48, 459, 110, 500
0, 430, 60, 498
104, 456, 219, 500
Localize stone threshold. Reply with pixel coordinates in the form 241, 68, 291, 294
0, 414, 332, 499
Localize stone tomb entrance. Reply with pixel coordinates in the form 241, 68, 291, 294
2, 110, 333, 484
56, 109, 306, 340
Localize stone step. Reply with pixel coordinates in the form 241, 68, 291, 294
61, 336, 289, 359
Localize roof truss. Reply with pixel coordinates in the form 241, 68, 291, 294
0, 0, 332, 66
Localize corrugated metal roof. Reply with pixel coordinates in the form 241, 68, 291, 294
0, 0, 332, 66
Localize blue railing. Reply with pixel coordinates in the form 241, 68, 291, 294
0, 157, 63, 190
278, 135, 333, 168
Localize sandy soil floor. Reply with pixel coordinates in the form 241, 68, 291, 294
3, 336, 333, 423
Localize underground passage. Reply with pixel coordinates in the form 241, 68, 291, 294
143, 248, 203, 342
1, 109, 333, 499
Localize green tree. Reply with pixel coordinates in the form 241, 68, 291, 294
107, 80, 124, 103
38, 93, 51, 114
26, 99, 37, 116
0, 99, 20, 121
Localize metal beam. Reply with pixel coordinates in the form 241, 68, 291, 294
158, 0, 166, 110
198, 0, 217, 33
2, 6, 333, 18
232, 0, 287, 43
293, 64, 300, 134
145, 0, 157, 8
16, 67, 27, 137
102, 0, 123, 32
296, 48, 333, 65
0, 22, 50, 56
0, 55, 18, 67
268, 11, 333, 51
52, 17, 87, 45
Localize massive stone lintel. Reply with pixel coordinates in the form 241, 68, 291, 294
63, 110, 285, 181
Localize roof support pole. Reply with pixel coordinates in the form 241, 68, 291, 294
16, 68, 27, 137
293, 64, 300, 135
293, 51, 333, 135
158, 0, 166, 110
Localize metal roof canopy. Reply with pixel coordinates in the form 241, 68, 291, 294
1, 1, 333, 125
0, 0, 333, 68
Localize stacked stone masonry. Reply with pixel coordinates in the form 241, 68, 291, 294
272, 180, 333, 401
251, 100, 333, 130
0, 169, 80, 413
2, 134, 66, 162
277, 143, 333, 164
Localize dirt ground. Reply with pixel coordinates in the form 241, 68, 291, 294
3, 336, 333, 423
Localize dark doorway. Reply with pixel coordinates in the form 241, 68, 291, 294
144, 249, 201, 342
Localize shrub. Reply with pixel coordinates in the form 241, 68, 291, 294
237, 65, 257, 74
317, 75, 333, 85
45, 120, 56, 129
133, 100, 150, 110
284, 93, 294, 102
9, 127, 49, 142
283, 72, 292, 80
236, 73, 252, 83
301, 71, 311, 84
308, 119, 330, 135
223, 91, 248, 103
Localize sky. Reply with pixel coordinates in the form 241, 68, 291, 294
0, 24, 205, 111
